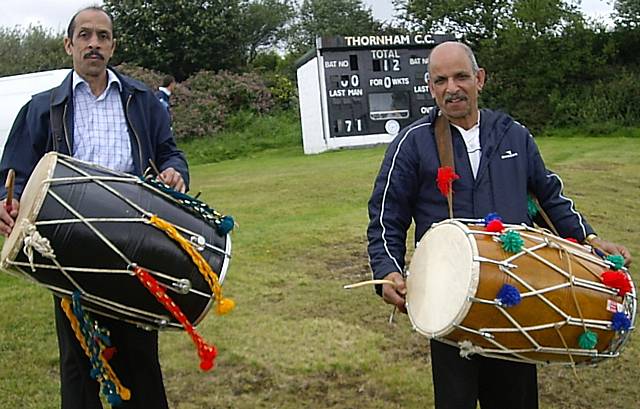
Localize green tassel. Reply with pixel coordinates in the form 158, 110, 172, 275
606, 254, 625, 271
500, 230, 525, 253
527, 195, 539, 218
578, 330, 598, 349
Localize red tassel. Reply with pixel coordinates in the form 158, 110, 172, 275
102, 347, 117, 361
132, 266, 219, 371
565, 237, 578, 243
601, 270, 632, 296
486, 219, 505, 233
437, 166, 460, 197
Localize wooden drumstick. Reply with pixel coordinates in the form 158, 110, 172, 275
148, 159, 161, 175
343, 279, 396, 289
5, 169, 15, 213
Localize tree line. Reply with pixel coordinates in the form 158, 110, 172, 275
0, 0, 638, 132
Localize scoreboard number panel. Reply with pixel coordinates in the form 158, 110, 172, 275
297, 34, 455, 154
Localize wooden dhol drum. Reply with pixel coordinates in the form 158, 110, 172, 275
406, 219, 636, 365
0, 152, 232, 330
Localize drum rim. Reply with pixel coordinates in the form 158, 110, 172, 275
406, 219, 480, 338
1, 151, 59, 267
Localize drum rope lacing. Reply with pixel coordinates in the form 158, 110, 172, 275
453, 221, 633, 365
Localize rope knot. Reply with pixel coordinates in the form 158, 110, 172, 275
458, 340, 482, 359
21, 220, 55, 271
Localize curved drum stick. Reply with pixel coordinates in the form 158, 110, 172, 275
343, 279, 396, 290
5, 169, 15, 213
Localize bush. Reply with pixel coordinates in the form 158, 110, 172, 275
262, 72, 298, 110
550, 68, 640, 127
114, 64, 277, 139
185, 70, 274, 114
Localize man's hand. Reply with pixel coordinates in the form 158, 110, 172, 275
159, 167, 186, 193
382, 271, 407, 314
0, 199, 19, 237
591, 237, 632, 267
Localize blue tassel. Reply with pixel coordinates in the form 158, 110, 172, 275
217, 216, 235, 235
496, 284, 521, 307
484, 212, 502, 225
612, 312, 632, 332
106, 393, 122, 406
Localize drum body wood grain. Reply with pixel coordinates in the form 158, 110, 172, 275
406, 219, 636, 365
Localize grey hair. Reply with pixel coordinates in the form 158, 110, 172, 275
459, 43, 480, 74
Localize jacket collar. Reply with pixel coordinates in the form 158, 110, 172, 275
428, 107, 514, 183
50, 67, 147, 106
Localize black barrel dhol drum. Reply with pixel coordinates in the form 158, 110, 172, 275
1, 152, 232, 330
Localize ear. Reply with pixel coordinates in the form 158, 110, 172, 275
476, 68, 486, 91
111, 38, 117, 54
64, 37, 73, 56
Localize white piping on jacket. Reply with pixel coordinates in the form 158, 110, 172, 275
374, 122, 431, 278
546, 172, 588, 239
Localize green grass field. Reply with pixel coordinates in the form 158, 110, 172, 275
0, 137, 638, 408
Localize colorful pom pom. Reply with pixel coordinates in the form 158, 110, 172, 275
216, 297, 236, 315
199, 345, 218, 371
217, 216, 235, 235
606, 254, 625, 271
611, 312, 632, 332
496, 284, 521, 307
486, 219, 505, 233
565, 237, 578, 243
436, 166, 460, 197
578, 330, 598, 349
500, 230, 524, 253
102, 347, 117, 361
484, 212, 502, 224
601, 270, 632, 296
527, 195, 539, 218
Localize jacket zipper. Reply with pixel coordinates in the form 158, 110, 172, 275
62, 103, 72, 154
125, 94, 144, 172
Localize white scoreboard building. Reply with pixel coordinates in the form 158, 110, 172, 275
296, 34, 454, 154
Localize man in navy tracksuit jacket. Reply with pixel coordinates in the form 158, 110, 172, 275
367, 42, 631, 409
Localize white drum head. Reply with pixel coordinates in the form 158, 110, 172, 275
406, 220, 480, 338
1, 152, 58, 266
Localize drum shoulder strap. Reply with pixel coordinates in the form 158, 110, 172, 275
434, 112, 456, 217
434, 112, 455, 171
49, 94, 64, 152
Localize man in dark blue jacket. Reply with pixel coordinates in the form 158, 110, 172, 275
0, 6, 188, 409
155, 74, 176, 122
367, 41, 631, 409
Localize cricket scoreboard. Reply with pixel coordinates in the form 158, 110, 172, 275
296, 33, 454, 154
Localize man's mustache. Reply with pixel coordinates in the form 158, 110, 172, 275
83, 50, 104, 60
444, 93, 467, 103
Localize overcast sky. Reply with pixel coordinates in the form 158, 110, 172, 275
0, 0, 615, 33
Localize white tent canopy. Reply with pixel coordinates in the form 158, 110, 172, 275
0, 69, 71, 158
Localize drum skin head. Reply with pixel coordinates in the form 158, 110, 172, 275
406, 220, 479, 338
1, 152, 57, 266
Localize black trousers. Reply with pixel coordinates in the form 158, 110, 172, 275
431, 340, 538, 409
53, 296, 169, 409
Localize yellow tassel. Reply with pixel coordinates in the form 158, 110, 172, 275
60, 298, 131, 400
149, 215, 235, 315
216, 297, 235, 315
